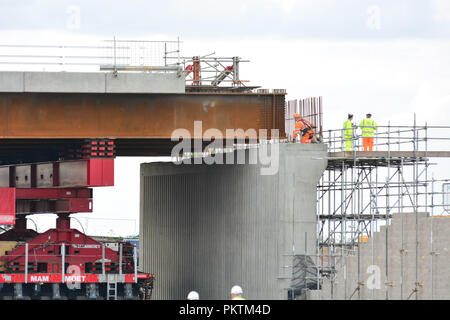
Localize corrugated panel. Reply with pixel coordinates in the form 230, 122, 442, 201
140, 144, 328, 299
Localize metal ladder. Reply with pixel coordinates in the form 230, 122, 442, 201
107, 279, 117, 300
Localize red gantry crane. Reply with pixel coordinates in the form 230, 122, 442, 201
0, 140, 154, 300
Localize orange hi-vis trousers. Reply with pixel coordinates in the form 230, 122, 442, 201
362, 137, 374, 151
301, 130, 314, 143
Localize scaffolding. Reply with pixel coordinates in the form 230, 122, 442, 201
0, 38, 182, 72
169, 54, 252, 90
311, 116, 450, 300
316, 116, 450, 299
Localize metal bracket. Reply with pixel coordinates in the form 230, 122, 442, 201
406, 287, 419, 300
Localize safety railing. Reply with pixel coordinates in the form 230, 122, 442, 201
0, 38, 181, 73
0, 39, 263, 89
0, 241, 139, 283
322, 121, 450, 154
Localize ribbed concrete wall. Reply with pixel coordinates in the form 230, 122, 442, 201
139, 143, 328, 300
312, 212, 450, 300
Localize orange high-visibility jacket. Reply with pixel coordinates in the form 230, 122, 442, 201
294, 118, 315, 139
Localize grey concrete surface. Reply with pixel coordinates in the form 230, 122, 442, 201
0, 71, 185, 93
139, 143, 328, 300
313, 212, 450, 300
24, 72, 106, 93
105, 72, 184, 93
0, 72, 24, 92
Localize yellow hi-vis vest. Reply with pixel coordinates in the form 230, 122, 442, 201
360, 118, 377, 138
343, 120, 353, 139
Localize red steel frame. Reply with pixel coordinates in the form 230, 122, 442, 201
0, 158, 114, 219
0, 154, 154, 287
0, 188, 15, 224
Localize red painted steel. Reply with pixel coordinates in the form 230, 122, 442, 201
0, 159, 114, 188
87, 158, 114, 186
185, 64, 193, 76
15, 198, 93, 215
63, 198, 92, 213
0, 188, 15, 225
0, 226, 119, 272
0, 156, 155, 291
15, 188, 92, 199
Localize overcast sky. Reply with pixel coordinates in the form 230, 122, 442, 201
1, 0, 450, 39
1, 0, 449, 235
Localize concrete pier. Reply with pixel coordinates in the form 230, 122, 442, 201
139, 143, 328, 299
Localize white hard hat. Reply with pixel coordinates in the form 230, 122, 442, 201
187, 291, 199, 300
231, 285, 243, 295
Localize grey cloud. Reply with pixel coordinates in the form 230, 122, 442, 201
0, 0, 448, 39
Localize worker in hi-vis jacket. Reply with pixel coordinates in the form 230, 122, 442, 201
360, 113, 377, 151
293, 113, 316, 143
343, 113, 356, 151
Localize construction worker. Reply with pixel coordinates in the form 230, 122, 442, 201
293, 113, 316, 144
360, 113, 377, 151
343, 114, 355, 151
187, 290, 199, 300
230, 285, 246, 300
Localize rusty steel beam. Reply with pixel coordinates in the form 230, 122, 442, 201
0, 92, 285, 160
0, 92, 285, 139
